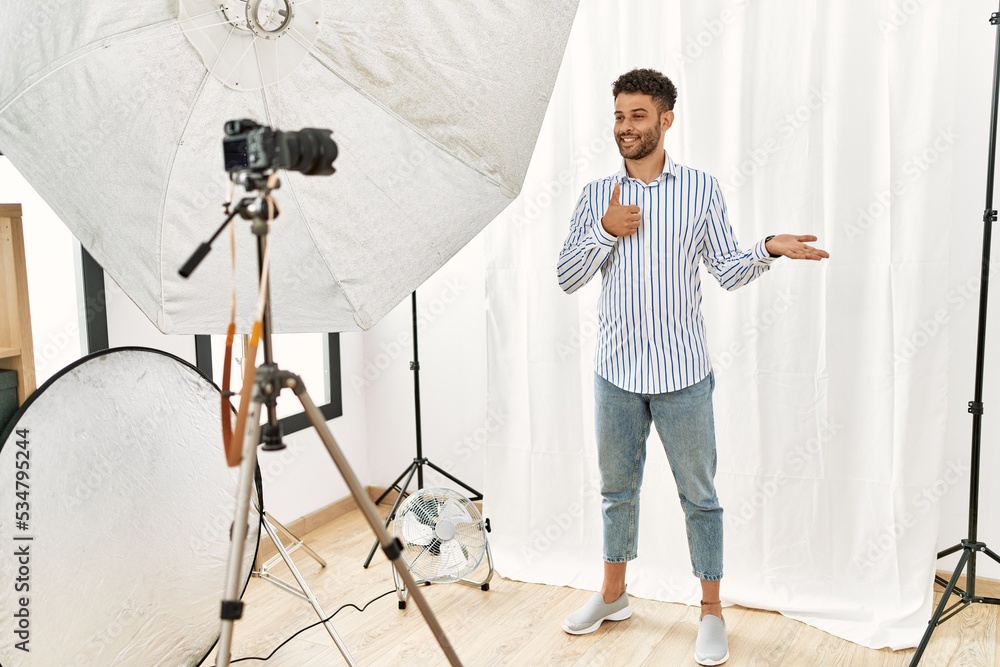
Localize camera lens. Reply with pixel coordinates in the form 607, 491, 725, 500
288, 128, 337, 176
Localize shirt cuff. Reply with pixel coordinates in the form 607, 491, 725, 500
753, 237, 779, 265
593, 219, 618, 248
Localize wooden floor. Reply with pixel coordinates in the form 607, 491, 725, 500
204, 508, 1000, 667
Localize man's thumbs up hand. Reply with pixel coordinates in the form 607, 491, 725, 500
601, 182, 641, 238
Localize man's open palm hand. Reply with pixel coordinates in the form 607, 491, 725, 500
766, 234, 830, 261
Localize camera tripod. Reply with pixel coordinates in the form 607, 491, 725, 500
181, 173, 463, 667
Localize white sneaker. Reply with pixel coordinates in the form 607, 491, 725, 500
562, 591, 632, 635
694, 614, 729, 665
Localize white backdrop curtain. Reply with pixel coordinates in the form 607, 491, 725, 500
482, 0, 981, 649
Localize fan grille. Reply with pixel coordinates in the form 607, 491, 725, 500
393, 488, 487, 583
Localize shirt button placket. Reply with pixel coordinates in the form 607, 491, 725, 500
640, 183, 655, 392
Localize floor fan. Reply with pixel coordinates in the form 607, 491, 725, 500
391, 487, 494, 609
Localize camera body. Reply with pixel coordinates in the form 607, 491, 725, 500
223, 119, 338, 176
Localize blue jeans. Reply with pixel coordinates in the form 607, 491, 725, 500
595, 371, 723, 581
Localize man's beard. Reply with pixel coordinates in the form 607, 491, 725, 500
616, 123, 661, 160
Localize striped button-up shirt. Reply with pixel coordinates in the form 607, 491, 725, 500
557, 151, 775, 394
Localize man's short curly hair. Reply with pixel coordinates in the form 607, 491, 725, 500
612, 69, 678, 113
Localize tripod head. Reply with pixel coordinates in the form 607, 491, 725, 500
231, 170, 276, 195
229, 172, 282, 237
176, 173, 280, 279
178, 170, 287, 453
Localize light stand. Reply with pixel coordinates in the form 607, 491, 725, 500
181, 174, 463, 667
249, 465, 350, 658
362, 291, 484, 570
909, 6, 1000, 664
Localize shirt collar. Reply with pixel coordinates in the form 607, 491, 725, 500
616, 150, 677, 183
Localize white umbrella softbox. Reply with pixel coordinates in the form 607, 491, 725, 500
0, 1, 579, 333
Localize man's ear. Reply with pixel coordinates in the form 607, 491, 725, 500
661, 109, 675, 131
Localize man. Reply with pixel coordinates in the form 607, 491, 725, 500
556, 68, 828, 666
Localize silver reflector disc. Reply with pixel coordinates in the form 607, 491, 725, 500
0, 348, 259, 665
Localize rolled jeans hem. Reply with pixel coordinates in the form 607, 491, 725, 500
603, 554, 637, 564
695, 571, 723, 582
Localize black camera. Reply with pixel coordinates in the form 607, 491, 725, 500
223, 119, 338, 176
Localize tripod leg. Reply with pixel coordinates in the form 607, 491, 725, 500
364, 462, 418, 569
983, 545, 1000, 566
424, 459, 483, 500
910, 548, 971, 666
292, 385, 464, 667
375, 464, 414, 506
216, 390, 264, 667
265, 511, 328, 568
